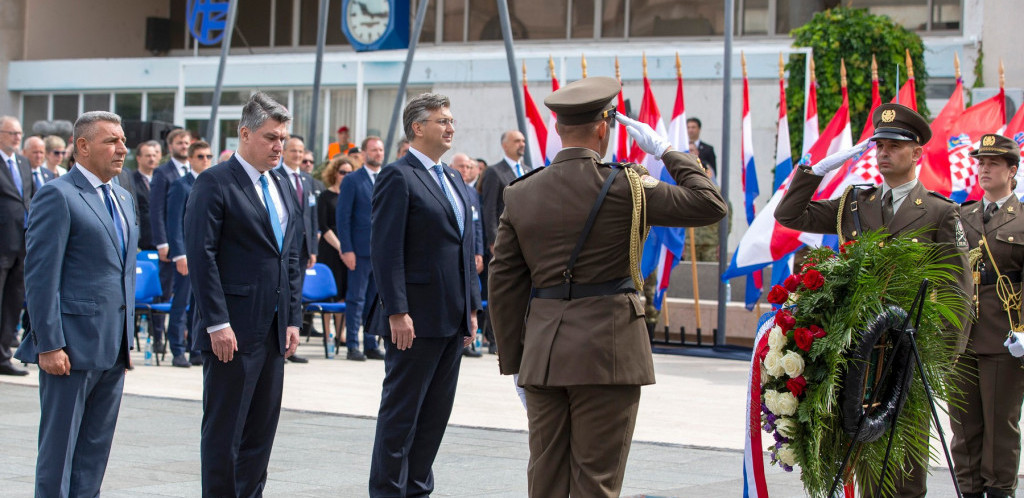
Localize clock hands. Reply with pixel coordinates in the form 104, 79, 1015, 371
353, 0, 389, 19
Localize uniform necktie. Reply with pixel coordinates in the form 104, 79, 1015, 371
293, 172, 303, 203
259, 175, 284, 250
514, 162, 523, 178
984, 202, 999, 224
7, 158, 22, 197
881, 190, 894, 225
432, 164, 464, 235
101, 184, 126, 261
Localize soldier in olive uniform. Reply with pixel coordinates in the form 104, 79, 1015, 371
951, 134, 1024, 498
488, 77, 726, 497
775, 103, 972, 498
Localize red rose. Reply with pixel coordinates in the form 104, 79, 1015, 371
767, 285, 790, 305
794, 327, 814, 351
803, 269, 825, 291
774, 309, 796, 332
840, 240, 856, 254
786, 376, 808, 397
801, 262, 817, 272
810, 325, 827, 338
783, 274, 803, 292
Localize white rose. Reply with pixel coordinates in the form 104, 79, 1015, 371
764, 350, 786, 378
781, 350, 805, 378
767, 326, 787, 352
777, 444, 797, 466
763, 389, 780, 414
775, 391, 799, 416
775, 417, 798, 438
761, 363, 770, 385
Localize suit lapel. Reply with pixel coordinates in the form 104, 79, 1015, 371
963, 202, 984, 239
268, 168, 293, 252
856, 187, 883, 231
988, 195, 1020, 232
408, 159, 460, 233
70, 168, 122, 261
887, 183, 927, 235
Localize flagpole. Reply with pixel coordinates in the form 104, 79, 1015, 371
717, 0, 736, 347
679, 51, 703, 337
206, 0, 238, 143
306, 0, 329, 159
496, 0, 533, 167
383, 0, 429, 164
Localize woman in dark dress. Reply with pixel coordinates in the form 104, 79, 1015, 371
317, 156, 354, 345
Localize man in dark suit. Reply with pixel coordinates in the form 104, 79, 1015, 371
479, 130, 530, 252
0, 116, 33, 375
23, 136, 54, 189
185, 93, 303, 498
277, 136, 318, 363
451, 152, 485, 358
150, 128, 192, 350
336, 136, 386, 361
15, 111, 137, 496
368, 93, 482, 497
164, 141, 213, 368
686, 117, 717, 180
302, 149, 326, 196
132, 140, 162, 251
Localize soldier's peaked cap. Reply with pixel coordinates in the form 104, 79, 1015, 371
544, 76, 621, 125
870, 103, 931, 145
970, 133, 1021, 164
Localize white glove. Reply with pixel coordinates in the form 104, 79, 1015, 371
615, 114, 671, 159
1004, 332, 1024, 357
810, 140, 871, 176
513, 373, 527, 410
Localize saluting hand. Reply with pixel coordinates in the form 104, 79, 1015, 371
39, 349, 71, 376
210, 327, 238, 362
615, 114, 671, 159
810, 140, 870, 176
389, 313, 415, 350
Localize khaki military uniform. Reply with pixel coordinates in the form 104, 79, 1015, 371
775, 165, 972, 498
489, 148, 725, 497
950, 196, 1024, 496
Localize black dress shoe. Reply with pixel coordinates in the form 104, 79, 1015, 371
462, 346, 483, 358
286, 354, 309, 364
347, 350, 366, 361
0, 361, 28, 376
364, 349, 385, 360
171, 355, 191, 368
189, 355, 203, 366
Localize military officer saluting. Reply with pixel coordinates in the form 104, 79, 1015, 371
951, 133, 1024, 498
488, 76, 726, 497
775, 103, 972, 498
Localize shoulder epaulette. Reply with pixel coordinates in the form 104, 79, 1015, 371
961, 199, 980, 207
927, 191, 956, 203
508, 166, 544, 186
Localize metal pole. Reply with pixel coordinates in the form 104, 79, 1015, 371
383, 0, 430, 165
207, 0, 239, 143
308, 0, 330, 159
716, 0, 735, 347
497, 0, 532, 167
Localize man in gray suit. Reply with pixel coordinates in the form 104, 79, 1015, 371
15, 111, 137, 497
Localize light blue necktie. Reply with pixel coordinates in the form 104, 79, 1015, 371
33, 170, 43, 190
514, 162, 523, 178
100, 184, 126, 261
7, 158, 22, 196
432, 165, 464, 235
259, 175, 284, 250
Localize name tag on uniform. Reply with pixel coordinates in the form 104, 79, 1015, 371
308, 193, 317, 207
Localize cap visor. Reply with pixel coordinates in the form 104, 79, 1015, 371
870, 131, 915, 142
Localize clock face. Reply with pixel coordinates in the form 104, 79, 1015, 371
347, 0, 391, 45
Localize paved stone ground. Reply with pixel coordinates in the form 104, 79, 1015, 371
0, 379, 965, 497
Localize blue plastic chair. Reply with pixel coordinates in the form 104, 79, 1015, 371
302, 263, 347, 357
134, 260, 172, 364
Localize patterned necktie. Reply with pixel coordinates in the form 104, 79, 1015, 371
984, 202, 999, 224
293, 172, 303, 204
881, 190, 894, 225
100, 184, 126, 261
7, 158, 22, 197
259, 175, 284, 250
432, 165, 464, 235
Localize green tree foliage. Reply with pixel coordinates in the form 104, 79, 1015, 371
785, 7, 929, 163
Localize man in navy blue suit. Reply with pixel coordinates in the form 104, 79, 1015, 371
336, 136, 386, 361
165, 140, 213, 367
185, 93, 303, 497
149, 128, 191, 351
368, 93, 482, 497
16, 111, 137, 496
451, 152, 485, 358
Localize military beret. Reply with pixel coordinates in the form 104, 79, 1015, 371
970, 133, 1020, 164
870, 103, 931, 145
544, 76, 620, 125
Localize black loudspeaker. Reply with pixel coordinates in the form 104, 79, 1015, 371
146, 17, 172, 55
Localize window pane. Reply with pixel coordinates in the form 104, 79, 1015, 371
263, 90, 290, 106
867, 0, 928, 31
233, 0, 271, 47
365, 86, 431, 144
184, 90, 251, 106
602, 0, 625, 38
147, 93, 175, 123
275, 0, 293, 46
442, 0, 466, 42
742, 0, 769, 35
83, 94, 110, 113
185, 119, 209, 142
115, 94, 142, 121
327, 88, 356, 159
469, 0, 565, 41
300, 0, 348, 46
53, 95, 78, 122
571, 0, 594, 39
416, 0, 437, 44
631, 0, 723, 37
22, 95, 48, 131
292, 89, 316, 152
932, 0, 961, 31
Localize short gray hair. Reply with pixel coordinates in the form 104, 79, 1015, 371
73, 111, 122, 141
403, 93, 450, 141
239, 92, 291, 133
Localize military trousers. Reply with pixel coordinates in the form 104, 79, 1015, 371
950, 353, 1024, 495
523, 384, 640, 498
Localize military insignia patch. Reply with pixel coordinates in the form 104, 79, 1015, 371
881, 109, 896, 123
914, 198, 922, 205
983, 135, 997, 146
641, 175, 659, 189
955, 219, 968, 248
1009, 206, 1016, 213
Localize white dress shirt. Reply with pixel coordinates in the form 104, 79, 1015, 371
879, 179, 919, 213
170, 157, 190, 177
409, 147, 465, 227
75, 164, 128, 250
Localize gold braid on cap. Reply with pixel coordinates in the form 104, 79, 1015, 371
623, 164, 650, 289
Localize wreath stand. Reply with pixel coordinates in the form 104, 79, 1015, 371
828, 279, 963, 498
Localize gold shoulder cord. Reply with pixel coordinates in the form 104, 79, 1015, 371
977, 234, 1024, 334
623, 166, 650, 290
835, 185, 855, 245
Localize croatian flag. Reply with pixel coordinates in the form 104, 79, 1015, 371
802, 75, 819, 160
523, 80, 548, 170
636, 76, 685, 310
1007, 105, 1024, 197
768, 73, 796, 290
919, 78, 963, 197
544, 73, 562, 165
612, 86, 629, 162
946, 88, 1006, 203
741, 74, 763, 309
